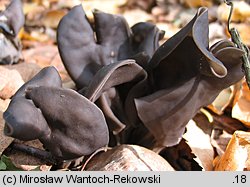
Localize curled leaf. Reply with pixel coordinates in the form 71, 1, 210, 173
214, 130, 250, 171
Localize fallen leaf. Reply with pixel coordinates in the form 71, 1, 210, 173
183, 120, 214, 171
20, 30, 52, 43
181, 0, 213, 8
232, 79, 250, 128
120, 8, 153, 27
85, 144, 175, 171
5, 62, 42, 82
214, 130, 250, 171
0, 66, 24, 100
42, 9, 67, 29
159, 138, 203, 171
208, 86, 235, 115
210, 128, 232, 156
22, 45, 70, 81
82, 0, 122, 22
217, 1, 250, 23
229, 23, 250, 47
0, 99, 10, 112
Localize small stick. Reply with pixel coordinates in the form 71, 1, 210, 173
224, 0, 250, 89
10, 142, 57, 165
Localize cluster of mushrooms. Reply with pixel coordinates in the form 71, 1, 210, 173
1, 0, 245, 162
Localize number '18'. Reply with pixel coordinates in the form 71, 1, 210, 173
235, 175, 246, 183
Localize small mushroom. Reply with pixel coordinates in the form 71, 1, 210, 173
3, 66, 109, 160
132, 7, 245, 147
0, 0, 24, 64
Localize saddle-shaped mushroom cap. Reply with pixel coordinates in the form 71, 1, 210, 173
133, 7, 245, 147
57, 5, 131, 89
3, 66, 109, 160
25, 86, 109, 160
3, 67, 61, 141
57, 5, 163, 89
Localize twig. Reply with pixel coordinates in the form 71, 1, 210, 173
10, 142, 57, 165
224, 0, 250, 89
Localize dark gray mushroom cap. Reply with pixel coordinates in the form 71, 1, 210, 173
3, 66, 109, 160
133, 7, 245, 147
0, 0, 24, 36
25, 86, 109, 160
57, 5, 131, 89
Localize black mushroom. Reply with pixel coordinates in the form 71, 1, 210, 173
0, 0, 24, 64
129, 7, 244, 147
3, 67, 109, 160
2, 4, 246, 162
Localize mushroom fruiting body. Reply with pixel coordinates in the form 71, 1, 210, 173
3, 67, 109, 160
0, 0, 24, 64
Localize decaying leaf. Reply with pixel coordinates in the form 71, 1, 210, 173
210, 128, 232, 156
85, 144, 175, 171
229, 23, 250, 50
159, 138, 203, 171
208, 86, 235, 115
5, 62, 42, 82
0, 66, 24, 99
181, 0, 213, 8
42, 9, 67, 29
22, 45, 69, 81
217, 1, 250, 23
232, 79, 250, 128
183, 120, 214, 171
214, 130, 250, 171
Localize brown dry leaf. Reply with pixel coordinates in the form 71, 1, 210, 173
85, 144, 175, 171
0, 0, 10, 10
214, 130, 250, 171
232, 79, 250, 128
210, 129, 232, 156
217, 1, 250, 23
42, 9, 67, 29
183, 120, 214, 171
0, 66, 24, 100
181, 0, 213, 8
156, 22, 180, 43
56, 0, 84, 9
208, 86, 235, 115
5, 63, 42, 82
22, 45, 70, 81
0, 110, 14, 155
23, 3, 45, 25
229, 23, 250, 47
82, 0, 122, 22
20, 30, 52, 44
122, 8, 153, 27
0, 99, 10, 112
